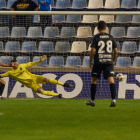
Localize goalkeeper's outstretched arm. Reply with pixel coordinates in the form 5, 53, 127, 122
0, 62, 11, 67
23, 55, 47, 68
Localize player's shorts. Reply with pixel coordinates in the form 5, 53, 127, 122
29, 75, 45, 92
91, 64, 114, 79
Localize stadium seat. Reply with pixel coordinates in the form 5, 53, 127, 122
116, 57, 131, 67
38, 41, 54, 52
121, 0, 136, 9
33, 15, 40, 23
21, 41, 37, 52
120, 42, 137, 54
82, 15, 98, 23
76, 27, 92, 38
9, 27, 26, 38
54, 0, 70, 9
26, 27, 42, 38
0, 15, 10, 24
115, 15, 131, 23
136, 43, 140, 53
31, 0, 38, 5
43, 27, 59, 38
99, 15, 114, 23
0, 27, 9, 38
87, 44, 91, 52
110, 27, 125, 38
87, 0, 103, 9
94, 27, 109, 35
0, 41, 4, 52
48, 56, 64, 67
33, 56, 47, 67
7, 0, 16, 9
104, 0, 120, 9
81, 56, 90, 67
16, 56, 30, 64
65, 56, 81, 67
5, 41, 20, 52
116, 41, 120, 52
133, 57, 140, 67
0, 0, 6, 9
70, 41, 86, 53
55, 41, 70, 52
71, 0, 87, 9
66, 15, 81, 23
52, 15, 65, 23
1, 56, 13, 65
137, 0, 140, 9
60, 27, 75, 38
132, 15, 140, 23
123, 27, 140, 38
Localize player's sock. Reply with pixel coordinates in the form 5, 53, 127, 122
91, 84, 96, 101
41, 90, 58, 96
47, 78, 63, 86
0, 84, 5, 96
110, 83, 116, 100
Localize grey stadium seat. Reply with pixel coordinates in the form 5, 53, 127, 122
54, 0, 70, 9
110, 27, 125, 38
0, 0, 6, 9
55, 41, 70, 53
49, 56, 64, 67
132, 15, 140, 23
5, 41, 20, 52
16, 56, 30, 64
66, 15, 81, 23
0, 41, 4, 52
65, 56, 81, 67
115, 15, 131, 23
33, 56, 47, 67
71, 0, 87, 9
38, 41, 54, 52
0, 27, 9, 38
52, 15, 65, 23
26, 27, 42, 38
133, 57, 140, 67
1, 56, 13, 64
121, 0, 136, 9
116, 57, 131, 67
60, 27, 75, 38
43, 27, 59, 38
21, 41, 37, 52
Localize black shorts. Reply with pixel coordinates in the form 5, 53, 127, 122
91, 64, 114, 79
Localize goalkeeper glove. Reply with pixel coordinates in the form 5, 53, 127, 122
39, 55, 47, 62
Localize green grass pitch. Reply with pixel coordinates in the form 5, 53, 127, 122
0, 99, 140, 140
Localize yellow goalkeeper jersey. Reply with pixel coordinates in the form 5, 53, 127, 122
0, 61, 40, 88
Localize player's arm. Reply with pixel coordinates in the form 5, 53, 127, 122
0, 71, 10, 78
24, 55, 47, 68
0, 62, 11, 67
112, 38, 118, 65
89, 48, 95, 69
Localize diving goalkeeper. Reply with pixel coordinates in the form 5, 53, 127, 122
0, 55, 72, 98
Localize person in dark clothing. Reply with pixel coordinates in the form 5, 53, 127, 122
10, 0, 39, 29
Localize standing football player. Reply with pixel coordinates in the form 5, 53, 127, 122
85, 21, 118, 107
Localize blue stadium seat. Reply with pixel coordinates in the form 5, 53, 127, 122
43, 27, 59, 38
31, 0, 38, 5
82, 15, 98, 23
70, 41, 86, 53
132, 15, 140, 23
133, 57, 140, 67
71, 0, 87, 9
54, 0, 70, 9
110, 27, 125, 38
5, 41, 20, 52
99, 15, 114, 23
16, 56, 30, 64
0, 27, 9, 38
55, 41, 70, 52
21, 41, 37, 52
9, 27, 26, 38
87, 0, 103, 9
116, 57, 131, 67
0, 15, 10, 24
116, 41, 120, 52
0, 41, 4, 52
120, 42, 137, 54
137, 0, 140, 9
123, 27, 140, 38
115, 15, 131, 23
136, 43, 140, 53
81, 56, 90, 67
60, 27, 75, 38
1, 56, 13, 65
104, 0, 120, 9
0, 0, 6, 9
52, 15, 65, 23
65, 56, 81, 67
38, 41, 54, 52
33, 15, 40, 23
33, 56, 47, 67
76, 27, 92, 38
49, 56, 64, 67
26, 27, 42, 38
66, 15, 81, 23
7, 0, 16, 9
121, 0, 136, 9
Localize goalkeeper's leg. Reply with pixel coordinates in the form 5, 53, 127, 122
37, 87, 62, 99
43, 78, 72, 88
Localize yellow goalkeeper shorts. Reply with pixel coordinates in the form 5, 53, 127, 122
30, 75, 45, 92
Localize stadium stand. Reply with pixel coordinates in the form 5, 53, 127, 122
52, 15, 65, 23
5, 41, 20, 52
116, 57, 131, 67
99, 15, 114, 23
121, 0, 136, 9
0, 0, 6, 9
7, 0, 16, 9
21, 41, 37, 52
87, 0, 103, 9
71, 0, 87, 9
26, 27, 42, 38
115, 15, 131, 23
132, 15, 140, 23
38, 41, 54, 52
16, 56, 30, 64
81, 56, 90, 67
33, 56, 47, 67
55, 41, 70, 53
43, 27, 59, 38
60, 27, 75, 38
133, 57, 140, 67
116, 41, 120, 52
48, 56, 64, 67
82, 15, 98, 23
66, 15, 81, 23
1, 56, 13, 64
110, 27, 125, 38
93, 27, 109, 35
0, 41, 4, 52
65, 56, 81, 67
0, 27, 9, 38
33, 15, 40, 23
104, 0, 120, 9
76, 27, 92, 38
54, 0, 70, 9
